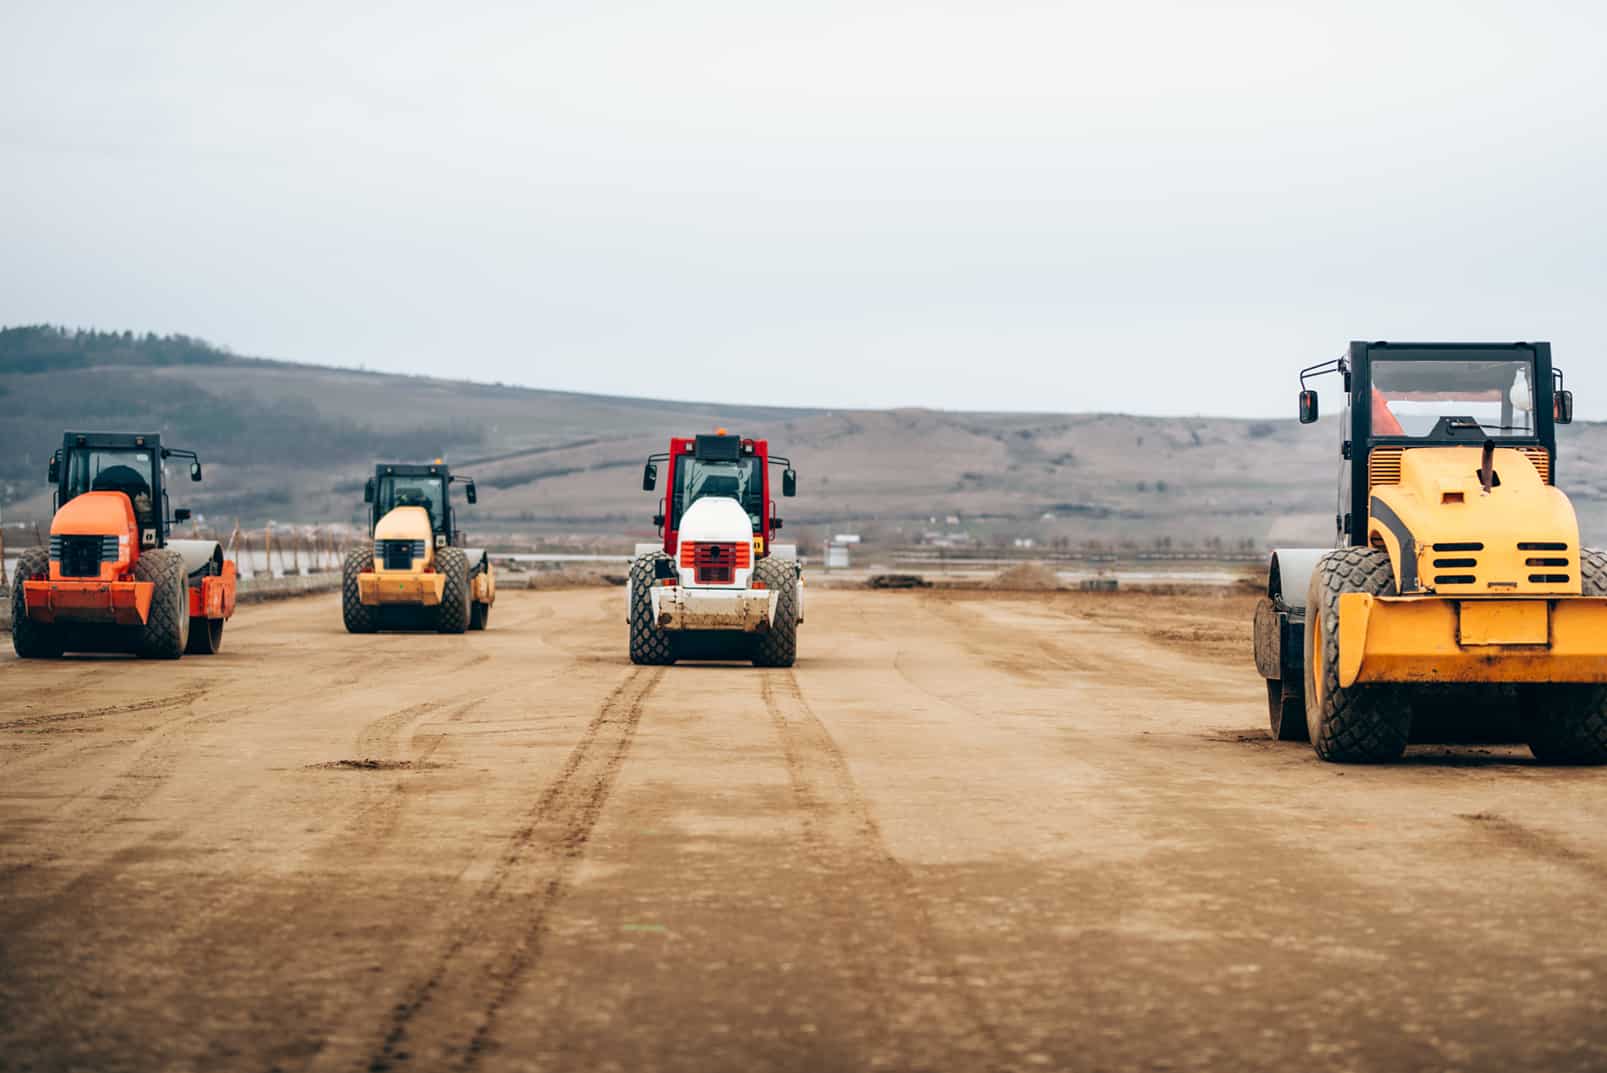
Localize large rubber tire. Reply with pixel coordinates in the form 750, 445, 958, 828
342, 547, 378, 634
11, 548, 63, 659
1267, 679, 1309, 742
629, 554, 676, 666
1521, 548, 1607, 764
135, 548, 190, 660
1304, 547, 1410, 763
752, 557, 799, 668
435, 548, 471, 634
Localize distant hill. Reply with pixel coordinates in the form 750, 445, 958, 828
7, 324, 1607, 551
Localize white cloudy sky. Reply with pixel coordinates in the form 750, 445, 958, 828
2, 1, 1604, 416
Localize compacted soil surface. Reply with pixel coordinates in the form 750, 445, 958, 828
2, 588, 1604, 1072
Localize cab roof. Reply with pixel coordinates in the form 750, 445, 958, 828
61, 431, 163, 450
374, 462, 451, 478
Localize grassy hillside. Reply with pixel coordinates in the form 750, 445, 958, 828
7, 325, 1607, 551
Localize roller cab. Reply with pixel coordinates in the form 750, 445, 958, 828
628, 432, 803, 666
13, 431, 236, 659
342, 461, 493, 633
1255, 342, 1607, 763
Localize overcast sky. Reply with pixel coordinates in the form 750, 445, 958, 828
2, 1, 1604, 417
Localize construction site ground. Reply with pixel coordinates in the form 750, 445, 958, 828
2, 587, 1604, 1072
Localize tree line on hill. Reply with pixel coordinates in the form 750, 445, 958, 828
0, 325, 482, 510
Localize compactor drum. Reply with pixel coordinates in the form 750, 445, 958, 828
629, 432, 803, 666
342, 462, 493, 633
1254, 341, 1607, 763
12, 432, 237, 659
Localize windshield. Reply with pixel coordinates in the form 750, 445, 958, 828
67, 448, 155, 501
673, 456, 763, 530
1371, 358, 1537, 439
65, 447, 158, 528
378, 475, 446, 532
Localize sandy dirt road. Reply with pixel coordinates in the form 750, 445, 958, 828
3, 587, 1606, 1073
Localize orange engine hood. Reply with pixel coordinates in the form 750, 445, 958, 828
52, 491, 137, 537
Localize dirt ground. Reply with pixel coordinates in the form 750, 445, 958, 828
3, 587, 1606, 1073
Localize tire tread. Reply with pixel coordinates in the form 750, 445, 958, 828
1523, 548, 1607, 764
629, 554, 676, 665
342, 548, 379, 633
752, 558, 799, 668
1306, 546, 1410, 762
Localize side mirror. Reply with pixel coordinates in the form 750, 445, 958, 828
47, 451, 60, 484
782, 468, 797, 497
1555, 390, 1575, 425
773, 517, 784, 531
363, 478, 375, 504
465, 480, 478, 505
189, 461, 203, 482
174, 508, 192, 523
1299, 390, 1320, 424
642, 462, 658, 492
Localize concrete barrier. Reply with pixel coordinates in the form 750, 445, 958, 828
237, 573, 342, 603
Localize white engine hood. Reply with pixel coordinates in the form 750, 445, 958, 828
677, 497, 755, 545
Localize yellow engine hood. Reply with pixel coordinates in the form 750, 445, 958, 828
374, 506, 436, 544
1369, 446, 1580, 596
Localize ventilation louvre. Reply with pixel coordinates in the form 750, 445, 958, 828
1368, 447, 1404, 486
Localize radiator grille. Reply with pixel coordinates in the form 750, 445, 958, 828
50, 534, 119, 578
679, 540, 751, 584
376, 540, 426, 570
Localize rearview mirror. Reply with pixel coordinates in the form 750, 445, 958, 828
1555, 389, 1574, 425
782, 468, 797, 497
1299, 390, 1320, 424
642, 462, 658, 492
47, 451, 60, 484
189, 461, 203, 482
363, 478, 375, 503
174, 508, 192, 523
465, 480, 478, 505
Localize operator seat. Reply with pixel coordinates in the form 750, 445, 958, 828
699, 475, 741, 500
92, 465, 156, 530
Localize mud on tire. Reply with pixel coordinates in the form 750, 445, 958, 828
436, 548, 471, 634
751, 557, 799, 668
135, 548, 190, 659
1304, 546, 1410, 763
1521, 547, 1607, 764
12, 548, 63, 659
629, 554, 675, 665
342, 547, 378, 634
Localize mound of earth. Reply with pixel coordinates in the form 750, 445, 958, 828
988, 563, 1063, 591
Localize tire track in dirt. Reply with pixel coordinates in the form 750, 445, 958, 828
760, 669, 1004, 1067
1458, 812, 1607, 882
332, 693, 492, 854
70, 692, 508, 1072
361, 665, 665, 1073
0, 650, 437, 905
0, 685, 210, 732
0, 685, 213, 890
